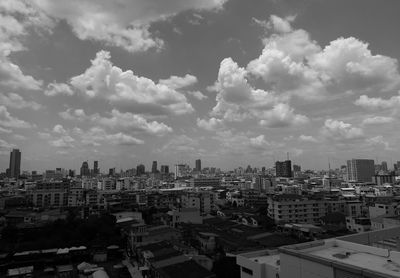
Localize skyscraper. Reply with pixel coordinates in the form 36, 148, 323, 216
195, 159, 201, 172
136, 164, 145, 176
93, 161, 99, 175
80, 161, 90, 177
9, 149, 21, 178
151, 161, 158, 173
347, 159, 375, 182
160, 165, 169, 174
275, 160, 292, 177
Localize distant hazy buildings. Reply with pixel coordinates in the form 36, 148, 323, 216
346, 159, 375, 182
136, 164, 145, 176
275, 160, 292, 178
195, 159, 201, 172
8, 149, 21, 179
160, 165, 169, 174
151, 161, 157, 173
93, 160, 99, 175
80, 161, 90, 177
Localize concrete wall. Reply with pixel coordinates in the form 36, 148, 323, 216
279, 253, 334, 278
339, 226, 400, 245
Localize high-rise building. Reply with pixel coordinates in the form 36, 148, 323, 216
381, 161, 388, 172
8, 149, 21, 178
347, 159, 375, 182
136, 164, 145, 176
151, 161, 158, 173
195, 159, 201, 172
109, 168, 116, 176
293, 164, 301, 172
80, 161, 90, 177
93, 161, 99, 175
160, 165, 169, 174
174, 164, 186, 179
275, 160, 292, 177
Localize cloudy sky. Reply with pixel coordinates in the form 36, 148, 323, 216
1, 0, 400, 172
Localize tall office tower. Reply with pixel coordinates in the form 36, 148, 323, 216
136, 164, 145, 176
8, 149, 21, 178
109, 167, 115, 176
381, 161, 388, 172
346, 159, 375, 182
275, 160, 292, 177
160, 165, 169, 174
151, 161, 158, 173
174, 164, 186, 179
80, 161, 90, 177
293, 164, 301, 172
93, 161, 99, 175
195, 159, 202, 172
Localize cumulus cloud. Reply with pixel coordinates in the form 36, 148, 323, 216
247, 15, 400, 101
258, 103, 309, 128
59, 108, 88, 121
157, 134, 201, 153
187, 91, 208, 100
30, 0, 226, 53
211, 57, 306, 127
0, 93, 42, 110
197, 117, 224, 131
355, 94, 400, 110
70, 51, 194, 115
321, 119, 364, 141
362, 116, 394, 125
299, 134, 318, 143
0, 54, 43, 90
366, 135, 390, 150
95, 109, 173, 136
0, 105, 32, 128
75, 127, 144, 146
44, 82, 74, 96
214, 130, 283, 155
0, 1, 51, 90
159, 74, 197, 89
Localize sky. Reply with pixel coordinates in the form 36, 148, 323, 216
1, 0, 400, 172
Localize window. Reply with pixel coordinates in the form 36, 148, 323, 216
242, 267, 253, 276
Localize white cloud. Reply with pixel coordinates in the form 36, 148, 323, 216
59, 108, 88, 121
0, 93, 42, 110
214, 130, 283, 155
50, 136, 75, 149
157, 134, 200, 153
76, 127, 144, 146
258, 103, 309, 128
366, 135, 390, 150
355, 94, 400, 110
187, 91, 208, 100
321, 119, 364, 141
197, 117, 224, 131
53, 124, 67, 134
158, 74, 197, 89
362, 116, 394, 125
0, 1, 52, 90
247, 15, 400, 101
31, 0, 226, 53
0, 138, 15, 150
0, 53, 43, 90
70, 51, 194, 115
44, 82, 74, 96
95, 109, 173, 136
0, 105, 32, 128
299, 134, 318, 143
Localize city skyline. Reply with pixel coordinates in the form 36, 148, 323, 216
1, 0, 400, 172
